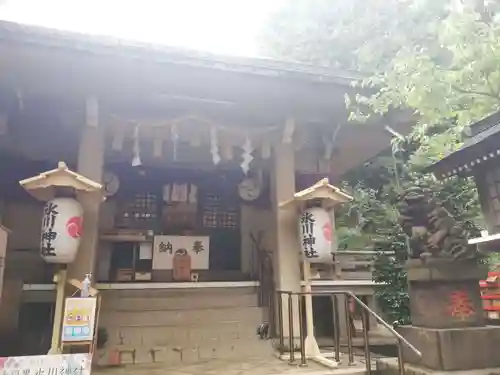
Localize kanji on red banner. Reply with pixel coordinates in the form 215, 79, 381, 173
446, 290, 476, 320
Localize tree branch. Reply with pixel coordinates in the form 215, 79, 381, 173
437, 78, 500, 100
451, 83, 499, 98
452, 84, 500, 100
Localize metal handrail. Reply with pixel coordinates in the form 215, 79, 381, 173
331, 291, 421, 357
276, 290, 422, 375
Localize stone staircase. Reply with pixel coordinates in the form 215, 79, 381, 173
96, 286, 272, 366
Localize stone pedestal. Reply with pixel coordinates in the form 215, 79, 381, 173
400, 259, 500, 371
399, 325, 500, 371
407, 259, 485, 329
377, 357, 500, 375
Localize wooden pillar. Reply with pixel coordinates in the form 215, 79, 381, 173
68, 96, 104, 281
271, 141, 301, 341
336, 294, 349, 337
367, 294, 379, 330
474, 170, 497, 233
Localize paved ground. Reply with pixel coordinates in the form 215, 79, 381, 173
94, 353, 371, 375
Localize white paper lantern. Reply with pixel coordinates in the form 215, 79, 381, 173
40, 197, 83, 264
298, 207, 336, 263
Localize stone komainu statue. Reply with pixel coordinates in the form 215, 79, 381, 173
398, 187, 478, 261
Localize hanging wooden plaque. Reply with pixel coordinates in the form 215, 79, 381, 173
173, 249, 192, 281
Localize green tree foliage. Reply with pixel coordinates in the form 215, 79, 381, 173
262, 0, 499, 323
261, 0, 451, 71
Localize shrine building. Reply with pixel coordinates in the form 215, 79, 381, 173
0, 21, 411, 362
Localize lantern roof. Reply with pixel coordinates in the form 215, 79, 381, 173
280, 178, 353, 210
19, 161, 102, 201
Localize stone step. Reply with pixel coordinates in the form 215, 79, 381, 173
101, 293, 259, 311
99, 286, 258, 299
98, 340, 273, 366
97, 288, 271, 367
100, 306, 264, 327
106, 322, 259, 346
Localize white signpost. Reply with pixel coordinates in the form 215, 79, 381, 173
0, 354, 91, 375
152, 235, 210, 270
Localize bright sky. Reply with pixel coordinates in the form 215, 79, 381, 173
0, 0, 285, 57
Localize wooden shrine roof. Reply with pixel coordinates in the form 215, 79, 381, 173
0, 20, 360, 86
428, 110, 500, 179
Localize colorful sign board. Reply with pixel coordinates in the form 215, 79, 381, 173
0, 354, 91, 375
152, 235, 209, 270
61, 297, 97, 343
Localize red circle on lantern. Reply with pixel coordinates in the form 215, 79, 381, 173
67, 216, 82, 238
323, 222, 332, 242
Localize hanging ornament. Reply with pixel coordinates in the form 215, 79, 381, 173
171, 124, 179, 161
241, 134, 254, 175
131, 123, 142, 167
210, 126, 220, 165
